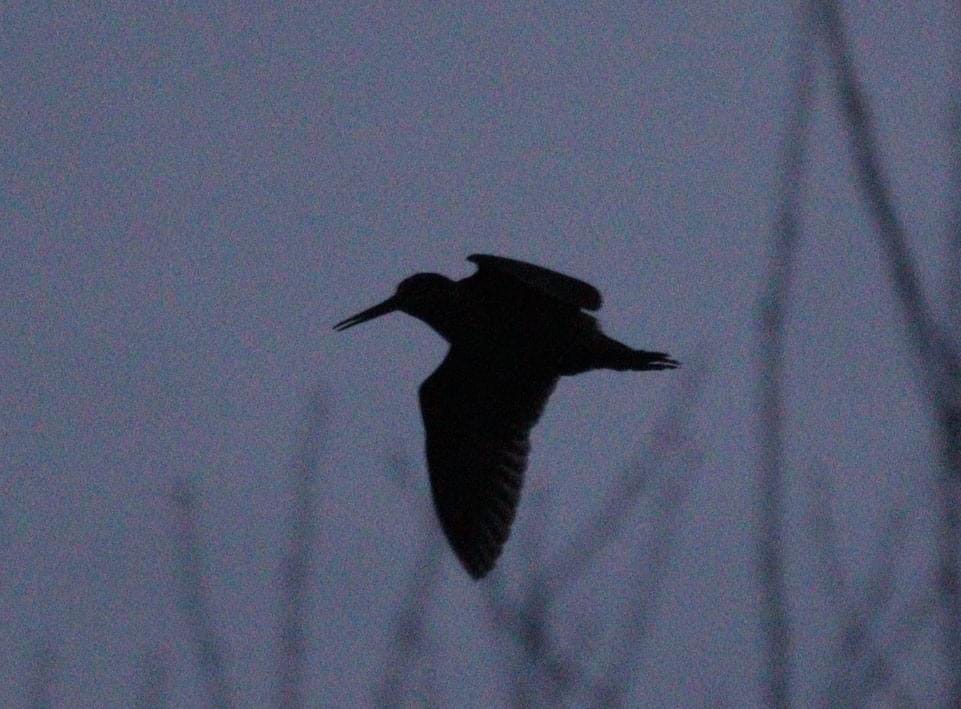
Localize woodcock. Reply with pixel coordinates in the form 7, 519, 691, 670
335, 254, 679, 578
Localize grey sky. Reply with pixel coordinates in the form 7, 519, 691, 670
2, 2, 955, 706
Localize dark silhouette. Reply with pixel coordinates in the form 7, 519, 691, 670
335, 254, 679, 578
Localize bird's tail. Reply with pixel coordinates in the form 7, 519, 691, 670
594, 337, 680, 372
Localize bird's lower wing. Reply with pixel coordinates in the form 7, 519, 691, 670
418, 351, 558, 578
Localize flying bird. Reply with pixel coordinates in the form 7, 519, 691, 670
335, 254, 679, 578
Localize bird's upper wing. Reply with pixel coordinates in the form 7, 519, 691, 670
419, 348, 558, 578
466, 254, 603, 311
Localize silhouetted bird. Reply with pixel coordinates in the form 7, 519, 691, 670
335, 254, 678, 578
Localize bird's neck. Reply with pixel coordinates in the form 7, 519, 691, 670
403, 299, 464, 343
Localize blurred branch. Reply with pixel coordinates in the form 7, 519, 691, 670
756, 7, 816, 708
374, 445, 447, 707
374, 509, 445, 708
812, 0, 961, 391
804, 466, 846, 600
28, 640, 58, 709
542, 361, 706, 592
848, 572, 937, 706
947, 5, 961, 346
818, 583, 934, 709
806, 463, 932, 707
484, 365, 705, 706
483, 582, 598, 706
502, 488, 555, 708
483, 469, 634, 705
136, 645, 171, 709
808, 479, 916, 707
171, 480, 233, 709
277, 391, 326, 709
812, 1, 961, 700
599, 429, 703, 706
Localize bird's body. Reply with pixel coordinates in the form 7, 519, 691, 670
335, 255, 678, 578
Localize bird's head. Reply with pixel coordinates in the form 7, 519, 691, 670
334, 272, 455, 331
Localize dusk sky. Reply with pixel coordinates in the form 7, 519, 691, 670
3, 3, 957, 706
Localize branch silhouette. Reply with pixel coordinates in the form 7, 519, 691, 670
804, 467, 919, 706
481, 364, 705, 706
277, 392, 326, 709
947, 9, 961, 345
135, 646, 171, 709
27, 640, 58, 709
171, 481, 233, 709
375, 451, 445, 708
756, 6, 816, 707
813, 0, 961, 700
542, 361, 705, 593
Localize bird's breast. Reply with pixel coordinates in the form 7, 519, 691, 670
444, 304, 596, 374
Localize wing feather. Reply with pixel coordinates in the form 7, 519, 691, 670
419, 349, 557, 578
467, 254, 603, 311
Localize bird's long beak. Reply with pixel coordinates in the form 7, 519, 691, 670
333, 296, 400, 331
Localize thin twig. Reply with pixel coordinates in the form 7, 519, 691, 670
804, 465, 847, 601
483, 366, 705, 706
541, 362, 706, 592
946, 4, 961, 345
756, 7, 816, 707
812, 1, 961, 700
813, 0, 961, 388
818, 584, 935, 708
171, 481, 233, 709
805, 463, 924, 706
507, 488, 554, 708
482, 583, 600, 705
28, 640, 58, 709
277, 391, 326, 709
374, 511, 445, 708
136, 645, 171, 709
598, 439, 703, 706
820, 502, 914, 706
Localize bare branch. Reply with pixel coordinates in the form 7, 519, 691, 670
819, 501, 914, 706
136, 646, 171, 709
374, 512, 445, 708
804, 464, 847, 602
818, 583, 935, 708
812, 1, 961, 699
504, 488, 555, 708
858, 585, 937, 706
813, 0, 959, 382
947, 7, 961, 345
804, 466, 924, 706
482, 582, 600, 706
481, 365, 705, 707
277, 391, 326, 709
27, 640, 58, 709
542, 362, 706, 591
756, 7, 817, 707
597, 438, 702, 705
171, 480, 233, 709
